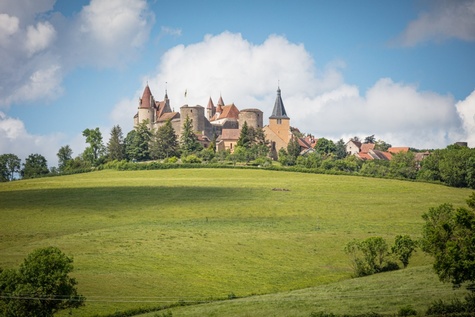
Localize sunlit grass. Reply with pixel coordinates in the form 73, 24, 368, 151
0, 169, 472, 316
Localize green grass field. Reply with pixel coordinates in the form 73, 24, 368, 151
0, 169, 472, 316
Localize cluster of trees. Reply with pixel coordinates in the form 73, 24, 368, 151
345, 193, 475, 294
344, 235, 417, 277
0, 247, 84, 317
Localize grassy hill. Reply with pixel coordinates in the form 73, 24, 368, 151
0, 169, 472, 316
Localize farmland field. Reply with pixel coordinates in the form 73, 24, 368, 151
0, 169, 472, 316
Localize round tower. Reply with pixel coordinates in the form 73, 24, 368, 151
137, 85, 155, 129
180, 105, 205, 133
239, 108, 263, 129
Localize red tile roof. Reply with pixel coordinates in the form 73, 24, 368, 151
361, 143, 375, 152
388, 147, 410, 154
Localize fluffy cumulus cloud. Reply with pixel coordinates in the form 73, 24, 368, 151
0, 111, 66, 166
396, 0, 475, 46
0, 0, 154, 107
150, 32, 472, 148
456, 90, 475, 147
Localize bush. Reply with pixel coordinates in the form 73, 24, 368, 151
398, 305, 417, 316
182, 154, 202, 164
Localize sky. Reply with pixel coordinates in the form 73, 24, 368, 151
0, 0, 475, 167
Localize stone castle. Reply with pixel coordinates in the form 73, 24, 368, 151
133, 85, 293, 156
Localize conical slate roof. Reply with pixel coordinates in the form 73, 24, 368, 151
269, 87, 289, 119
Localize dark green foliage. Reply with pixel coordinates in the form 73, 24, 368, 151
334, 139, 348, 159
237, 121, 251, 148
82, 127, 106, 165
125, 121, 152, 162
107, 125, 125, 161
389, 151, 417, 179
21, 153, 49, 179
287, 135, 301, 161
421, 193, 475, 288
0, 153, 20, 181
392, 235, 417, 268
314, 138, 336, 156
56, 145, 73, 173
180, 116, 202, 156
344, 237, 398, 277
234, 123, 269, 163
426, 293, 475, 315
0, 247, 84, 317
364, 135, 376, 144
418, 145, 475, 188
374, 139, 392, 152
397, 305, 417, 316
150, 120, 180, 159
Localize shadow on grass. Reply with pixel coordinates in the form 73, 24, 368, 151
0, 186, 263, 213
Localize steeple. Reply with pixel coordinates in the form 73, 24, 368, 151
269, 87, 289, 119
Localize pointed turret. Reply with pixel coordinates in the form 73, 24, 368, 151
206, 97, 215, 120
139, 85, 154, 109
269, 87, 289, 119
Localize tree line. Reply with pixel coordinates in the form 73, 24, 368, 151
1, 121, 474, 190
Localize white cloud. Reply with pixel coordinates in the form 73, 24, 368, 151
456, 90, 475, 147
0, 13, 19, 42
0, 0, 155, 107
0, 111, 66, 167
148, 32, 467, 149
396, 0, 475, 46
25, 21, 56, 56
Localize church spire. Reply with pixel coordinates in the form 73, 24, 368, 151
269, 86, 289, 119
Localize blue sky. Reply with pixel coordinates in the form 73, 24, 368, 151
1, 0, 474, 166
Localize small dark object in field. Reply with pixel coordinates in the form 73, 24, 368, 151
272, 188, 290, 191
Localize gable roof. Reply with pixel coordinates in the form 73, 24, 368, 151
361, 143, 375, 152
269, 87, 289, 119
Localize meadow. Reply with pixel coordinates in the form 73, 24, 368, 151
0, 169, 472, 316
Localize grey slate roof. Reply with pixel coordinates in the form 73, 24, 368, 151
269, 87, 289, 119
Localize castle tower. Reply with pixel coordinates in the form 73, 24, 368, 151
137, 84, 155, 129
269, 87, 290, 143
239, 108, 263, 129
206, 97, 215, 120
162, 90, 172, 114
215, 95, 224, 118
263, 87, 292, 155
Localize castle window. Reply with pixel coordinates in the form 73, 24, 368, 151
277, 119, 282, 124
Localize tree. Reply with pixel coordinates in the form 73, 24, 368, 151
21, 154, 49, 179
389, 151, 417, 179
125, 121, 152, 162
56, 146, 73, 173
107, 125, 125, 161
286, 135, 301, 163
82, 128, 105, 165
180, 115, 202, 156
392, 235, 417, 268
334, 138, 347, 159
0, 247, 85, 317
314, 138, 336, 156
237, 121, 252, 148
344, 236, 395, 277
0, 154, 21, 182
150, 120, 180, 159
364, 134, 376, 144
421, 193, 475, 288
374, 139, 392, 152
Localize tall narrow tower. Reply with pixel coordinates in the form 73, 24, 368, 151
268, 87, 290, 144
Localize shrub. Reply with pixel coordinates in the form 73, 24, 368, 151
398, 305, 417, 316
182, 154, 202, 164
